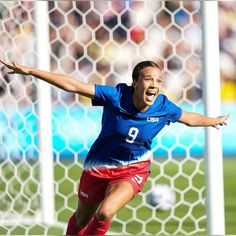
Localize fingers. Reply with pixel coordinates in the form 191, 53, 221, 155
222, 121, 227, 126
212, 114, 230, 129
0, 59, 20, 74
0, 59, 13, 68
0, 59, 14, 70
213, 124, 222, 130
0, 59, 9, 67
7, 71, 16, 74
218, 120, 227, 127
13, 62, 19, 68
224, 114, 230, 121
220, 119, 227, 126
221, 114, 230, 126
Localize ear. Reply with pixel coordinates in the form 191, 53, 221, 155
132, 80, 137, 88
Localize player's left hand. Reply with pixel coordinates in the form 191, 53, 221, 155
0, 59, 31, 76
212, 114, 230, 130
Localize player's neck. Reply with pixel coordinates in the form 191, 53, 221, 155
132, 93, 149, 112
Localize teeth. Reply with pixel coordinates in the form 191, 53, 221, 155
147, 91, 156, 95
146, 94, 155, 101
147, 93, 155, 96
145, 91, 156, 102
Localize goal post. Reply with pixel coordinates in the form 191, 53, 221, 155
35, 1, 54, 224
201, 1, 225, 234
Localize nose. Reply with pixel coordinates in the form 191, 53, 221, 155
150, 79, 158, 88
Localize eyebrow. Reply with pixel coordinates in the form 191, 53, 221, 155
143, 74, 163, 79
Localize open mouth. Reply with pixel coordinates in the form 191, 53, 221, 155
145, 91, 157, 102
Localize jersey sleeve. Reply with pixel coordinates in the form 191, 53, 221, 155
165, 99, 182, 124
92, 84, 118, 106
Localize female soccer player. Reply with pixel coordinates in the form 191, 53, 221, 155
0, 59, 229, 235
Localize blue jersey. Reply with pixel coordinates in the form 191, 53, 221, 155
84, 83, 182, 169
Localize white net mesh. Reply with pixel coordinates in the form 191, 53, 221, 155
0, 1, 207, 235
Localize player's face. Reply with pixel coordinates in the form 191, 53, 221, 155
132, 66, 163, 112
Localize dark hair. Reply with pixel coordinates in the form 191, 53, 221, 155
132, 60, 161, 81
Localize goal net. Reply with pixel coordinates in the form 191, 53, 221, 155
0, 1, 213, 235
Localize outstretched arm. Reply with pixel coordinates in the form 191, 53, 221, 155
178, 110, 230, 130
0, 59, 95, 98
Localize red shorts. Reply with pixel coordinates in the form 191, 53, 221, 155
78, 161, 150, 204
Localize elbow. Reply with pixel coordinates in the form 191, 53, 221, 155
184, 122, 194, 127
184, 122, 192, 127
180, 112, 201, 127
63, 82, 78, 93
64, 85, 76, 93
186, 120, 197, 127
57, 77, 80, 93
180, 119, 198, 127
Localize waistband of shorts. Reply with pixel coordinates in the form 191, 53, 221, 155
85, 160, 151, 179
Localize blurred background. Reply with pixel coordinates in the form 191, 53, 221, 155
0, 1, 235, 157
0, 1, 235, 235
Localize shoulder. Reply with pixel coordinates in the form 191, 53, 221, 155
95, 83, 129, 94
93, 83, 130, 106
147, 93, 181, 117
156, 94, 182, 121
114, 83, 132, 100
94, 84, 117, 98
156, 94, 178, 107
153, 94, 169, 108
115, 83, 131, 92
156, 94, 167, 102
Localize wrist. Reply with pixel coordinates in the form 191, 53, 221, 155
28, 67, 36, 76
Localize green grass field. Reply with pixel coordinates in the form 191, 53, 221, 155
0, 158, 235, 235
224, 158, 236, 235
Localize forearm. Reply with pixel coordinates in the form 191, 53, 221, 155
0, 59, 95, 98
29, 68, 81, 93
178, 111, 229, 129
183, 112, 216, 127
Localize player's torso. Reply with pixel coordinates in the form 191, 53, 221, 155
102, 105, 166, 147
84, 84, 179, 169
84, 105, 167, 169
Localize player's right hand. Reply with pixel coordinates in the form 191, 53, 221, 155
0, 59, 31, 76
212, 114, 230, 130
